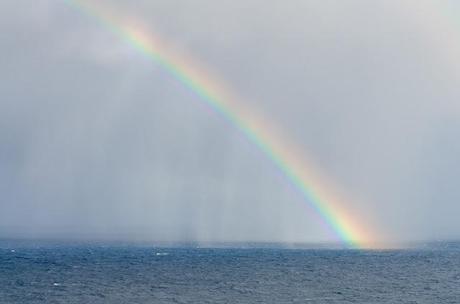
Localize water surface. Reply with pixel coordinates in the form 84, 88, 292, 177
1, 241, 459, 303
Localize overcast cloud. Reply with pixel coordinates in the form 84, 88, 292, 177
1, 0, 459, 244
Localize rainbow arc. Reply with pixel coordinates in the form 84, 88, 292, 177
64, 0, 382, 248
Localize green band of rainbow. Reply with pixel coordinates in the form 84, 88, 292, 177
63, 0, 374, 248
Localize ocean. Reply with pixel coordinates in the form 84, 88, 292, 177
0, 240, 459, 303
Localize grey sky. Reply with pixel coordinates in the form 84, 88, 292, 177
1, 0, 459, 244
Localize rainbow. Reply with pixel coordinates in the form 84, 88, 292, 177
63, 0, 378, 248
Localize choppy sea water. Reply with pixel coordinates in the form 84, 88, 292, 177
0, 241, 459, 303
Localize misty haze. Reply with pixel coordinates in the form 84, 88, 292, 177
2, 0, 459, 245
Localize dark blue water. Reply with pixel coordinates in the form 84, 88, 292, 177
1, 241, 459, 303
